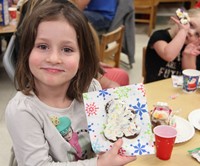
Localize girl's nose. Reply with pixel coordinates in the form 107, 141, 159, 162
188, 29, 197, 37
46, 50, 62, 64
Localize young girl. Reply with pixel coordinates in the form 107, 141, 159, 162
145, 8, 200, 83
5, 1, 136, 165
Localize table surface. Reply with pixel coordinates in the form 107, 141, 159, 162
0, 23, 16, 34
127, 78, 200, 166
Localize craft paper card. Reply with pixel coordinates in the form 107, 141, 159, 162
83, 83, 155, 156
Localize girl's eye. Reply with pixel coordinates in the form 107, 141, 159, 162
195, 32, 200, 38
37, 44, 48, 50
190, 22, 194, 28
63, 47, 73, 53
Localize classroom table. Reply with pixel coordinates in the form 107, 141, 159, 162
0, 23, 16, 34
127, 78, 200, 166
0, 23, 16, 55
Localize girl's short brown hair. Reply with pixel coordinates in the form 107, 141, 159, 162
15, 1, 100, 101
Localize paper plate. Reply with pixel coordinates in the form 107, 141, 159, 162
174, 115, 195, 143
188, 109, 200, 130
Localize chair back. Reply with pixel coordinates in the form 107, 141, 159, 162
134, 0, 158, 36
3, 34, 16, 82
99, 25, 124, 67
134, 0, 156, 7
142, 46, 147, 83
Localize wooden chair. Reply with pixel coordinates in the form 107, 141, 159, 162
142, 46, 147, 83
156, 0, 196, 9
134, 0, 158, 36
99, 25, 125, 67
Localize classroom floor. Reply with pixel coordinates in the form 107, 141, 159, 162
0, 3, 183, 165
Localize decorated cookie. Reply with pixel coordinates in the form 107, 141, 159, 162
150, 102, 176, 129
176, 8, 190, 24
104, 99, 141, 142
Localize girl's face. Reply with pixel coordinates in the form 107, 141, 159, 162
29, 19, 80, 90
64, 127, 73, 141
185, 16, 200, 44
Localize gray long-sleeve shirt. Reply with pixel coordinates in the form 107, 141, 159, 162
5, 79, 101, 166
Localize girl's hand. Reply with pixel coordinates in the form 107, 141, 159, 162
170, 16, 190, 33
182, 40, 200, 69
97, 139, 137, 166
183, 41, 200, 57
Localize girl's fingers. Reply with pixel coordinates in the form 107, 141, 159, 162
191, 39, 200, 46
170, 16, 180, 24
124, 155, 137, 163
191, 50, 200, 56
110, 139, 123, 154
170, 16, 190, 30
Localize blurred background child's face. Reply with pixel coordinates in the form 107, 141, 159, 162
185, 16, 200, 44
29, 19, 80, 89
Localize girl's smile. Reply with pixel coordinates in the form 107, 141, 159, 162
40, 66, 66, 73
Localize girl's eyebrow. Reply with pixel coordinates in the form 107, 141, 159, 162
35, 38, 76, 45
191, 21, 200, 33
190, 20, 195, 25
190, 20, 199, 28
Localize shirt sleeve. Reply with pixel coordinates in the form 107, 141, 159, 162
88, 79, 102, 92
148, 29, 171, 48
5, 94, 98, 166
6, 97, 53, 165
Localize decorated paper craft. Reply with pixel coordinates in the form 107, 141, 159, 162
83, 83, 155, 156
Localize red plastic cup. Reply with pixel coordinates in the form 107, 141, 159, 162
8, 7, 17, 20
153, 125, 177, 160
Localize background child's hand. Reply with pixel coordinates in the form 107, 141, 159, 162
170, 16, 190, 32
97, 139, 137, 166
183, 41, 200, 57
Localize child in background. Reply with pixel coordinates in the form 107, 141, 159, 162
74, 0, 117, 32
8, 0, 18, 7
145, 8, 200, 83
99, 62, 130, 88
5, 1, 136, 165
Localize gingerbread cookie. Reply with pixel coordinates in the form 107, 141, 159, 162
176, 8, 190, 24
103, 99, 141, 142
